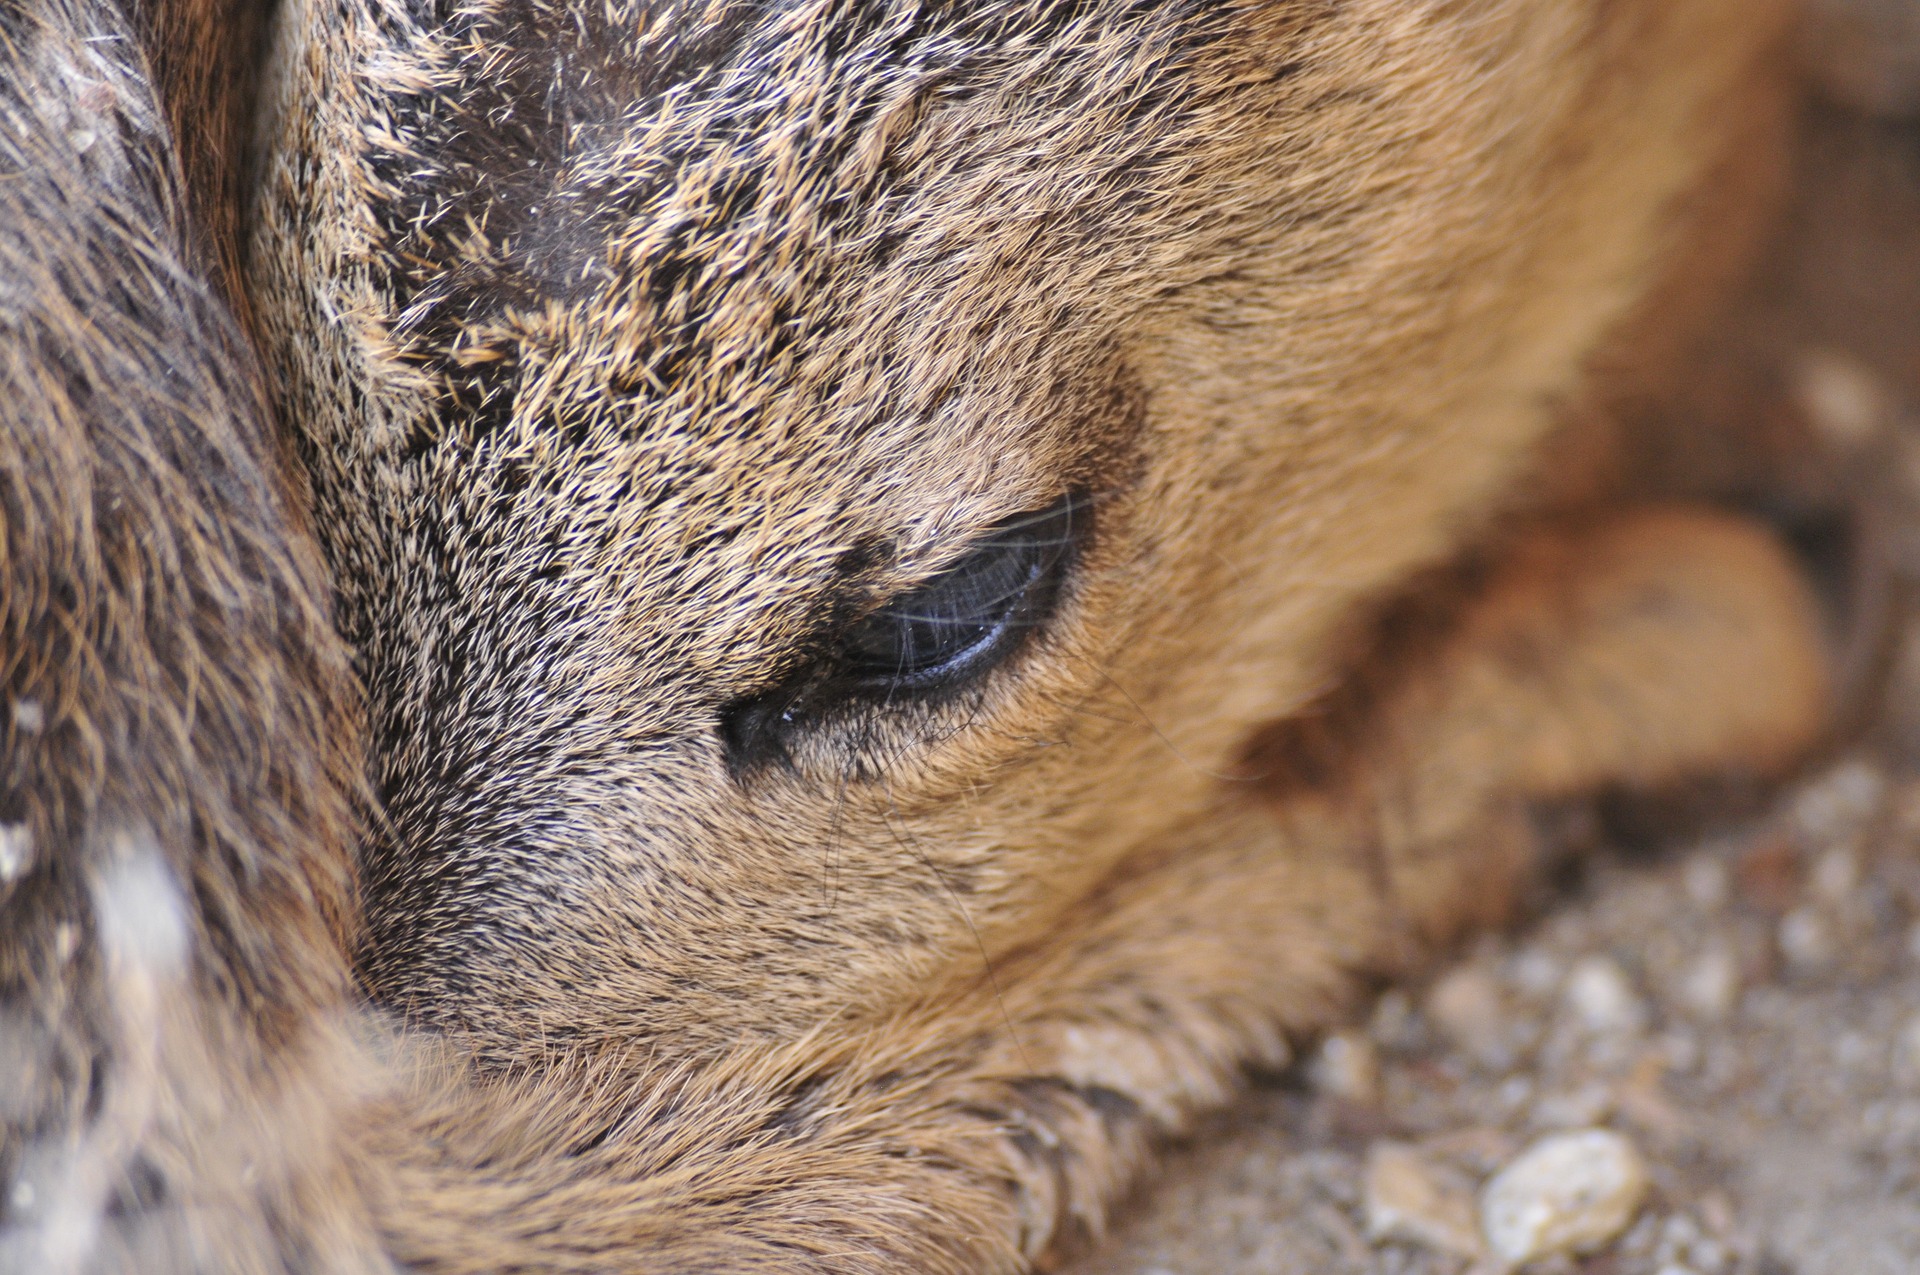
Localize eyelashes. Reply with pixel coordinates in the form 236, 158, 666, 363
835, 496, 1080, 687
719, 493, 1086, 774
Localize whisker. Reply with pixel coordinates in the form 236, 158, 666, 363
877, 772, 1033, 1075
1066, 650, 1250, 784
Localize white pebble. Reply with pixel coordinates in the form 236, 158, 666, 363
1659, 1030, 1702, 1075
1428, 967, 1508, 1063
1675, 945, 1741, 1022
1497, 1075, 1534, 1112
1778, 907, 1836, 971
1564, 956, 1647, 1036
1313, 1030, 1382, 1105
1364, 1142, 1485, 1259
1654, 1213, 1730, 1275
1791, 759, 1886, 840
1699, 1193, 1736, 1237
1507, 948, 1561, 998
1833, 1031, 1874, 1070
1480, 1129, 1650, 1265
1811, 846, 1861, 903
1683, 857, 1730, 912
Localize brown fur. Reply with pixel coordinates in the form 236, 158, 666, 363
0, 1, 374, 1267
4, 0, 1831, 1270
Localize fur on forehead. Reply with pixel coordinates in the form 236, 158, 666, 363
329, 0, 1325, 542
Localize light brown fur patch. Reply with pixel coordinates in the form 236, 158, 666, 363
4, 0, 1830, 1270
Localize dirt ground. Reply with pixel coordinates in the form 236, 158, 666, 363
1063, 25, 1920, 1275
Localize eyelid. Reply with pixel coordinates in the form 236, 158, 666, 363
841, 494, 1081, 670
718, 492, 1086, 775
839, 542, 1047, 678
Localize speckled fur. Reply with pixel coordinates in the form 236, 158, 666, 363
0, 2, 377, 1269
6, 0, 1832, 1270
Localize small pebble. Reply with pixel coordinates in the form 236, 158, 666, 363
1675, 945, 1741, 1022
1791, 759, 1886, 841
1496, 1075, 1533, 1113
1363, 1141, 1485, 1259
1564, 956, 1647, 1036
1778, 907, 1837, 971
1657, 1030, 1701, 1075
1420, 1126, 1519, 1174
1313, 1030, 1382, 1106
1655, 1212, 1731, 1274
1531, 1083, 1612, 1131
1697, 1191, 1737, 1238
1615, 1055, 1686, 1140
1480, 1129, 1650, 1266
1811, 847, 1861, 904
1428, 967, 1509, 1064
1508, 948, 1561, 998
1683, 857, 1730, 912
1833, 1030, 1874, 1071
1736, 838, 1802, 916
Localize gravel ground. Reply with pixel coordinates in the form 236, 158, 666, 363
1070, 759, 1920, 1275
1064, 21, 1920, 1275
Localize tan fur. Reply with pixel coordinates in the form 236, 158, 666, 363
4, 0, 1831, 1270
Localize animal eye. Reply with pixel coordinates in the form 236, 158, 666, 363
720, 493, 1085, 772
835, 495, 1081, 689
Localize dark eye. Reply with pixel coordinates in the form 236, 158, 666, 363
836, 496, 1080, 688
720, 493, 1085, 772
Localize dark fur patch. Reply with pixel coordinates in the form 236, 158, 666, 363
361, 0, 1237, 452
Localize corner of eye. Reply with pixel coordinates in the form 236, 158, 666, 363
717, 692, 804, 781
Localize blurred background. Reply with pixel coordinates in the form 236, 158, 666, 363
1068, 5, 1920, 1273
